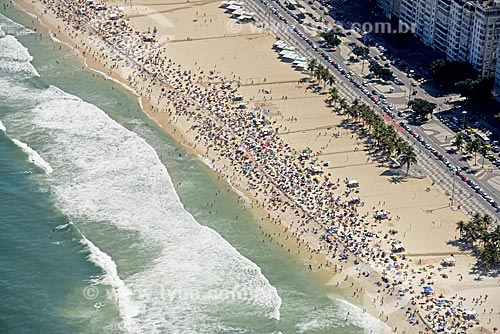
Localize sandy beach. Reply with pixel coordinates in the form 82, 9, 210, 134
11, 0, 500, 332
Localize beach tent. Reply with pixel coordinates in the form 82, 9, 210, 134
226, 4, 243, 11
349, 196, 360, 204
374, 210, 388, 219
231, 8, 246, 16
282, 45, 297, 52
238, 14, 255, 22
422, 286, 433, 294
463, 309, 477, 319
391, 242, 405, 252
280, 51, 298, 62
273, 41, 288, 50
441, 257, 456, 267
347, 180, 359, 188
390, 157, 401, 168
311, 165, 323, 174
295, 64, 307, 70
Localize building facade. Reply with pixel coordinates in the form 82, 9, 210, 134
391, 0, 500, 79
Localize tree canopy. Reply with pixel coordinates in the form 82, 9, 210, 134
456, 213, 500, 269
368, 61, 394, 81
321, 30, 342, 48
455, 78, 493, 104
352, 46, 369, 58
430, 60, 477, 87
407, 99, 436, 120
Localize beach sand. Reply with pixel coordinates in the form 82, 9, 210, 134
13, 0, 500, 332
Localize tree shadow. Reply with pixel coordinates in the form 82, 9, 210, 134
388, 175, 407, 184
447, 239, 500, 277
446, 238, 475, 253
459, 155, 472, 162
469, 263, 500, 278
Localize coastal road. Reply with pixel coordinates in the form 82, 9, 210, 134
241, 0, 500, 217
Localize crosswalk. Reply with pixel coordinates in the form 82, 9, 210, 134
411, 150, 494, 215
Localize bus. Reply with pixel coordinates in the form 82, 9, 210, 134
475, 132, 490, 144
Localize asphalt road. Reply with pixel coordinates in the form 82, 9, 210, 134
240, 0, 500, 217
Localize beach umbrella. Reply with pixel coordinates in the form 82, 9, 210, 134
423, 286, 433, 293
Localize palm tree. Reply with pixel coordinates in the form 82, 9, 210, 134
338, 98, 348, 112
394, 138, 407, 158
349, 99, 361, 121
482, 213, 493, 228
480, 241, 499, 268
457, 215, 500, 268
452, 133, 464, 153
307, 59, 317, 79
456, 220, 467, 239
479, 143, 488, 169
328, 87, 339, 105
466, 139, 481, 165
320, 67, 330, 88
313, 65, 322, 85
325, 72, 335, 87
466, 213, 487, 242
400, 145, 418, 176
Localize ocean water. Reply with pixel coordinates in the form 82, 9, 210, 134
0, 5, 389, 334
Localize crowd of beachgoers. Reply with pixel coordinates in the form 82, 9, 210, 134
35, 0, 491, 332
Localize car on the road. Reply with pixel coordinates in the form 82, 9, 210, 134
486, 153, 496, 161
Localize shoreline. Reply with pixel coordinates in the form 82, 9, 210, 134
9, 0, 499, 333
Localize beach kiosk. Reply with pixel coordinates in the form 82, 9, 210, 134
347, 179, 359, 188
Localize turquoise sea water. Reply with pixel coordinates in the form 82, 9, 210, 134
0, 5, 389, 334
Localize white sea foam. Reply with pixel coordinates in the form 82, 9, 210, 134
5, 84, 281, 333
0, 13, 34, 36
0, 35, 39, 77
0, 35, 33, 62
72, 222, 141, 332
295, 299, 391, 334
55, 223, 70, 230
0, 14, 282, 332
335, 298, 391, 334
0, 119, 6, 132
11, 138, 53, 174
87, 66, 138, 95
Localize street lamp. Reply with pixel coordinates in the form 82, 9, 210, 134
462, 111, 467, 129
451, 171, 456, 207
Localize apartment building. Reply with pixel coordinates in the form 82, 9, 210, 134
389, 0, 500, 78
495, 43, 500, 96
377, 0, 402, 19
